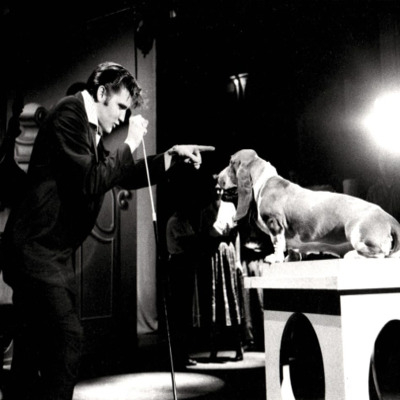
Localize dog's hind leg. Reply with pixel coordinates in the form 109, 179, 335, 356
347, 218, 393, 258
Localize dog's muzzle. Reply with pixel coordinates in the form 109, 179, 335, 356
217, 167, 235, 189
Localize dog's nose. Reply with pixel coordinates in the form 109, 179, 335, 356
217, 174, 225, 188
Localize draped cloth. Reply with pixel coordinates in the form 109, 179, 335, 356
211, 242, 244, 328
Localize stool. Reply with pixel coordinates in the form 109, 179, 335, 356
245, 258, 400, 400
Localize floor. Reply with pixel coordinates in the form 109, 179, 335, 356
3, 328, 400, 399
73, 331, 267, 400
138, 331, 266, 400
74, 352, 267, 400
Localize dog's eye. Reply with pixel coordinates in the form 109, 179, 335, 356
230, 160, 239, 170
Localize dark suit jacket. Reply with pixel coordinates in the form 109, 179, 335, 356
2, 92, 166, 290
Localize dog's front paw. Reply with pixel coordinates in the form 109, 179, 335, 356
263, 254, 276, 264
264, 252, 285, 264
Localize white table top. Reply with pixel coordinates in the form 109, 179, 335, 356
244, 258, 400, 291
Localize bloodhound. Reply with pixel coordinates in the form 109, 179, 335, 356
218, 149, 400, 262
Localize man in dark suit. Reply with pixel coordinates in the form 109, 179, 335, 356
1, 61, 214, 400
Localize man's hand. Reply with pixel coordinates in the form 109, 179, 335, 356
165, 144, 215, 169
125, 114, 148, 153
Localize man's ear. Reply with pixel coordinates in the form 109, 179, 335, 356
96, 86, 107, 103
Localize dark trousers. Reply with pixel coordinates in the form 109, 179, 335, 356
5, 283, 83, 400
167, 254, 195, 364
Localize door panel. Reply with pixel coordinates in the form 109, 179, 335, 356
75, 188, 137, 376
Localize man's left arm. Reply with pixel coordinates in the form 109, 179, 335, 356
118, 144, 215, 190
123, 114, 215, 188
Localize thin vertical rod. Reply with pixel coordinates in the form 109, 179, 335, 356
142, 140, 178, 400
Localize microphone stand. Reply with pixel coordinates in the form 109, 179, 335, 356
142, 140, 178, 400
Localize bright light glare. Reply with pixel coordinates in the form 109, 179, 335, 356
364, 92, 400, 153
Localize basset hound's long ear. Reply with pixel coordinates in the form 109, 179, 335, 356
235, 164, 253, 221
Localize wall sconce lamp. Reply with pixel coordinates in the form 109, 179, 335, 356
227, 73, 248, 101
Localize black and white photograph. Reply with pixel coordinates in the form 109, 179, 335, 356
2, 1, 400, 399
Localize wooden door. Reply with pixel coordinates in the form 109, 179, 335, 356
75, 187, 137, 377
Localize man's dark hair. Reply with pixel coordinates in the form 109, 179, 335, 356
86, 61, 143, 108
66, 82, 87, 96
